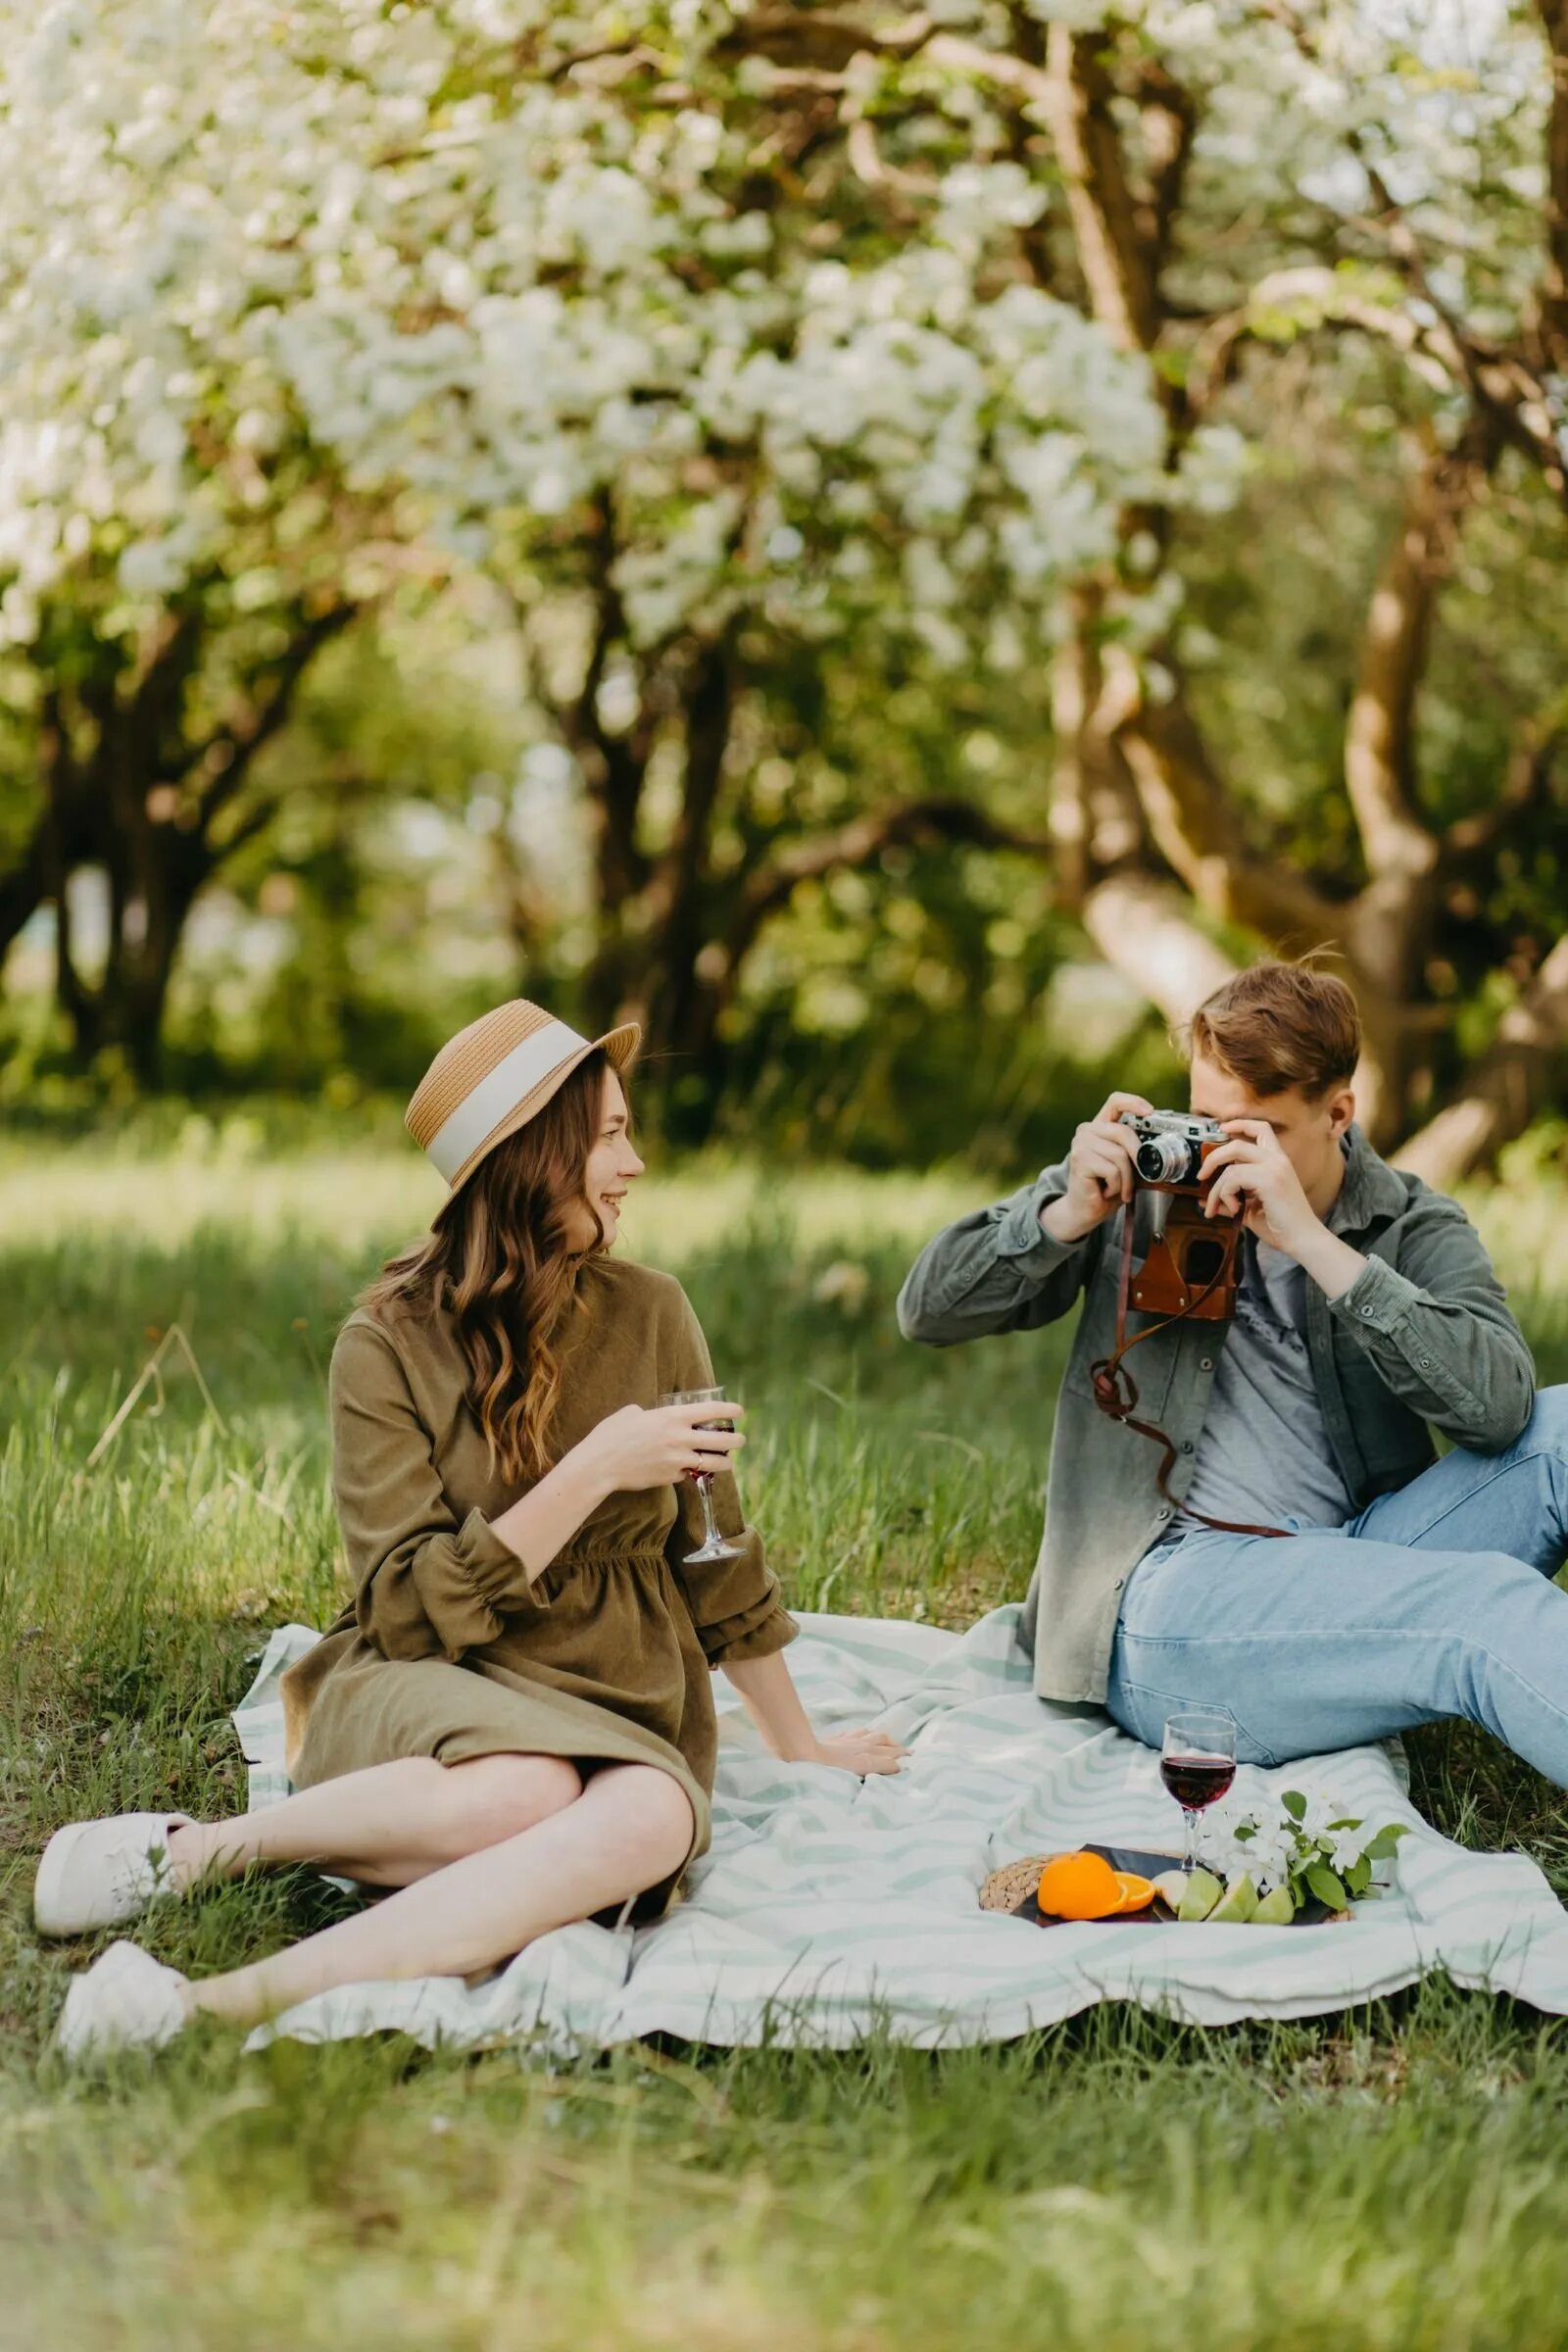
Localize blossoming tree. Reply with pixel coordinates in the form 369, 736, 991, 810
743, 0, 1568, 1163
0, 0, 1180, 1079
2, 0, 1564, 1161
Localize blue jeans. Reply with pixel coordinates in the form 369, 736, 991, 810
1105, 1385, 1568, 1782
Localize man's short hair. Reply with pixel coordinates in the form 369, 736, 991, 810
1184, 960, 1360, 1098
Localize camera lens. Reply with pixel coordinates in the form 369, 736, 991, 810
1136, 1133, 1192, 1184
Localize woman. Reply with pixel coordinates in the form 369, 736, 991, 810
38, 1001, 904, 2055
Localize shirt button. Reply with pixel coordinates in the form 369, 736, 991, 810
1360, 1304, 1375, 1319
1199, 1356, 1213, 1372
1181, 1440, 1195, 1454
1155, 1505, 1171, 1521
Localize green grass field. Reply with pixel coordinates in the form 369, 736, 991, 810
6, 1127, 1568, 2350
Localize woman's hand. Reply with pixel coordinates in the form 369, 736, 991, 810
808, 1728, 906, 1777
722, 1653, 907, 1776
572, 1398, 746, 1495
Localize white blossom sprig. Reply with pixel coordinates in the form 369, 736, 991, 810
1199, 1788, 1409, 1912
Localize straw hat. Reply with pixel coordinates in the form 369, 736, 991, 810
406, 1000, 641, 1199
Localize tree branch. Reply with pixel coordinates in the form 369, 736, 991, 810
552, 499, 655, 910
1392, 934, 1568, 1184
1129, 56, 1197, 283
1101, 647, 1341, 949
186, 602, 359, 842
1079, 870, 1239, 1026
718, 795, 1055, 982
1188, 267, 1461, 415
122, 607, 206, 782
726, 9, 934, 72
1040, 24, 1160, 356
1049, 585, 1144, 908
1442, 702, 1565, 866
1538, 0, 1568, 374
1339, 438, 1483, 998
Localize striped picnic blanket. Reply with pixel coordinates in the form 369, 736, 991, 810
232, 1606, 1568, 2052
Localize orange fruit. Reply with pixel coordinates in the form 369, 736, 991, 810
1037, 1851, 1124, 1921
1111, 1871, 1157, 1914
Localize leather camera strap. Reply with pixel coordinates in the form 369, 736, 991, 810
1088, 1205, 1290, 1543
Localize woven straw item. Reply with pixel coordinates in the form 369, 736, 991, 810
406, 999, 640, 1199
977, 1856, 1053, 1913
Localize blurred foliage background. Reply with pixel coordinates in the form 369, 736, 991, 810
2, 1, 1565, 1176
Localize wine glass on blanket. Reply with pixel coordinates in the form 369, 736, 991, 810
1160, 1710, 1237, 1876
661, 1385, 744, 1566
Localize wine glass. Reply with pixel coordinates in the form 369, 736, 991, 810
1160, 1710, 1238, 1875
661, 1385, 744, 1566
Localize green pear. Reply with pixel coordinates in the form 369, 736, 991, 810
1207, 1872, 1259, 1923
1251, 1885, 1297, 1926
1152, 1870, 1190, 1912
1177, 1867, 1224, 1922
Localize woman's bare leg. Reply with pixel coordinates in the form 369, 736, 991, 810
166, 1753, 582, 1891
184, 1764, 694, 2029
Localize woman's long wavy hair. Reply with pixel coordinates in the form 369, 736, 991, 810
363, 1048, 620, 1484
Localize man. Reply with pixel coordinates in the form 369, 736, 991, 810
897, 961, 1568, 1781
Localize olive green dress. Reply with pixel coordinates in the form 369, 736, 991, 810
279, 1254, 798, 1909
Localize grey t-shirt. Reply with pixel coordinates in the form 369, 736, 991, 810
1170, 1177, 1354, 1539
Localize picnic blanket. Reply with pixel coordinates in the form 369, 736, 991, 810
231, 1606, 1568, 2053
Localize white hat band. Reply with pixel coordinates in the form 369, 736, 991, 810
424, 1017, 589, 1182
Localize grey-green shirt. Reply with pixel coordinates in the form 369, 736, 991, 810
1176, 1191, 1354, 1537
896, 1126, 1535, 1703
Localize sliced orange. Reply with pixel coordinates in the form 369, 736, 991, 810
1110, 1871, 1157, 1914
1037, 1850, 1124, 1921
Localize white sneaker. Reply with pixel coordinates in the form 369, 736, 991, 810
33, 1812, 190, 1937
55, 1941, 190, 2060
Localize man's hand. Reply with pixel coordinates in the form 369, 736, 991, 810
1212, 1119, 1335, 1250
1040, 1091, 1153, 1245
1203, 1119, 1370, 1298
1200, 1120, 1320, 1256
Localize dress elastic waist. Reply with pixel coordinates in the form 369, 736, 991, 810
564, 1543, 670, 1569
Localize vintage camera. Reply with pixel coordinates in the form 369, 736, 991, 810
1115, 1108, 1239, 1320
1119, 1109, 1229, 1190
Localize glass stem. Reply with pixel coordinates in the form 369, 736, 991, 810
1184, 1806, 1200, 1873
697, 1473, 721, 1548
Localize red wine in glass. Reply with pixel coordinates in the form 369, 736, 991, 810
1160, 1755, 1237, 1812
1160, 1711, 1238, 1874
660, 1385, 743, 1566
683, 1427, 726, 1484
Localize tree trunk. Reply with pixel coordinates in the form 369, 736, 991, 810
1338, 442, 1484, 1136
1533, 0, 1568, 377
1049, 592, 1143, 909
0, 822, 49, 967
43, 800, 211, 1082
638, 633, 736, 1071
16, 602, 355, 1079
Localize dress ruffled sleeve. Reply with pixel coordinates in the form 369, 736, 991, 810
330, 1315, 551, 1665
662, 1284, 798, 1668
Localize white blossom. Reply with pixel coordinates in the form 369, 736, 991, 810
2, 0, 1545, 676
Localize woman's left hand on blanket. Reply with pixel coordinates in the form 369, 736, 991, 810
808, 1728, 907, 1777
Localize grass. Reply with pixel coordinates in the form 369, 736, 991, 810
5, 1127, 1568, 2349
